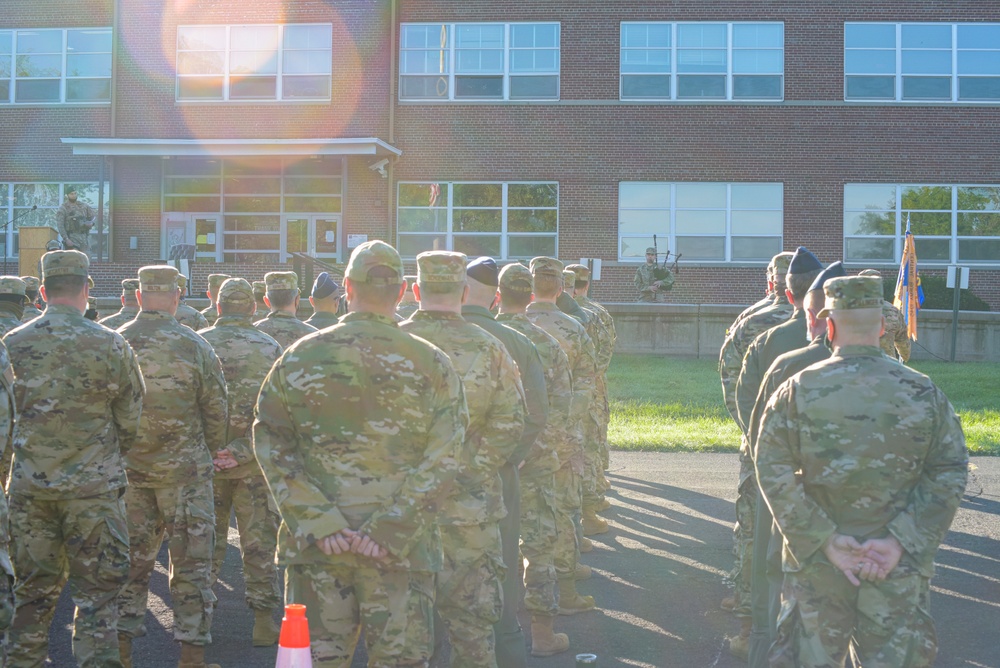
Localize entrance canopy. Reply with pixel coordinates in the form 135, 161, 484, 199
60, 137, 402, 158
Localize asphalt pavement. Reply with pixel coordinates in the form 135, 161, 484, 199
45, 452, 1000, 667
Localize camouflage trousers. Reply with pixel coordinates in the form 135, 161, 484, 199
0, 547, 12, 632
436, 522, 505, 668
285, 560, 435, 667
118, 482, 217, 645
581, 414, 603, 511
5, 490, 130, 668
519, 475, 559, 617
595, 376, 611, 491
731, 451, 757, 619
211, 473, 281, 611
552, 464, 583, 579
770, 558, 937, 668
494, 464, 527, 668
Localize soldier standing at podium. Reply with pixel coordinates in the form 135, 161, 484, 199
56, 188, 96, 256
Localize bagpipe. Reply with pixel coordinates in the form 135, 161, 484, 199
652, 235, 681, 288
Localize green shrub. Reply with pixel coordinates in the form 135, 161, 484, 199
879, 275, 990, 311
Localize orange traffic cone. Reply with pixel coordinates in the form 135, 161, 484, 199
275, 604, 313, 668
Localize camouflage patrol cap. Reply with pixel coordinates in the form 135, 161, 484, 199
498, 262, 533, 292
858, 269, 882, 278
562, 269, 576, 290
529, 256, 563, 277
565, 263, 591, 282
0, 276, 26, 296
808, 261, 846, 294
176, 274, 188, 290
207, 273, 231, 293
265, 271, 299, 292
817, 276, 884, 318
770, 251, 795, 285
121, 278, 140, 292
41, 250, 89, 279
20, 276, 40, 292
252, 280, 267, 299
416, 251, 468, 284
346, 240, 403, 285
645, 247, 657, 254
218, 277, 255, 304
138, 265, 179, 292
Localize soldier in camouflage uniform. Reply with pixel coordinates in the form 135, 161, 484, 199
633, 247, 674, 302
198, 278, 284, 647
3, 250, 145, 668
0, 338, 17, 631
200, 274, 230, 326
252, 280, 268, 314
858, 269, 912, 362
755, 276, 968, 668
254, 271, 317, 348
254, 240, 471, 667
463, 256, 549, 667
718, 251, 795, 631
56, 188, 96, 255
526, 256, 599, 616
176, 274, 210, 331
117, 265, 228, 668
99, 278, 141, 330
497, 262, 576, 657
19, 276, 43, 322
395, 274, 419, 320
304, 271, 341, 329
400, 251, 526, 668
0, 277, 27, 336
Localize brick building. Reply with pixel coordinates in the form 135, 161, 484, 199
3, 1, 1000, 307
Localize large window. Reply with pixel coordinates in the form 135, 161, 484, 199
619, 182, 783, 262
397, 182, 558, 259
399, 22, 560, 101
176, 24, 332, 101
0, 28, 111, 103
845, 184, 1000, 265
620, 22, 783, 100
0, 182, 110, 257
162, 157, 343, 263
845, 23, 1000, 102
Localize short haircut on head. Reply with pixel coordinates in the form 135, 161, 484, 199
828, 307, 883, 336
219, 301, 255, 317
804, 288, 825, 314
351, 266, 403, 307
267, 288, 298, 309
416, 281, 464, 297
43, 274, 87, 299
532, 274, 562, 299
788, 269, 822, 302
499, 285, 532, 309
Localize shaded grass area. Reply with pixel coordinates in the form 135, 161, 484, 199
608, 354, 1000, 455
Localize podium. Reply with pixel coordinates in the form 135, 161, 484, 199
19, 227, 59, 278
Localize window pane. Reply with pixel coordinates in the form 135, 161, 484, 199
731, 184, 782, 209
676, 183, 726, 208
454, 235, 501, 256
223, 196, 280, 212
677, 50, 726, 73
845, 24, 896, 49
905, 211, 951, 235
845, 75, 895, 98
846, 237, 895, 261
68, 29, 112, 52
902, 50, 952, 74
402, 50, 447, 74
398, 234, 445, 256
168, 157, 221, 176
731, 236, 781, 260
453, 183, 501, 207
619, 210, 667, 235
282, 75, 331, 99
223, 252, 279, 264
16, 30, 61, 53
509, 183, 557, 207
14, 183, 59, 207
455, 75, 503, 98
166, 177, 219, 194
958, 77, 1000, 100
733, 23, 783, 48
509, 75, 558, 99
285, 176, 341, 195
164, 196, 221, 212
400, 75, 449, 99
620, 182, 670, 208
456, 24, 503, 48
733, 75, 782, 98
620, 237, 657, 258
284, 196, 340, 213
677, 74, 725, 97
958, 187, 1000, 211
733, 50, 783, 74
958, 24, 1000, 49
622, 74, 670, 97
224, 216, 279, 232
511, 49, 558, 73
731, 210, 782, 235
957, 50, 1000, 75
224, 176, 281, 194
66, 78, 111, 101
0, 55, 9, 78
508, 235, 556, 258
902, 76, 951, 99
283, 25, 332, 50
230, 76, 276, 99
67, 54, 112, 77
177, 77, 224, 99
14, 79, 59, 102
511, 24, 558, 49
844, 50, 896, 74
844, 211, 896, 235
912, 237, 950, 261
901, 24, 951, 49
398, 208, 447, 233
402, 25, 447, 50
454, 209, 501, 232
622, 23, 670, 49
232, 25, 279, 51
958, 212, 1000, 236
283, 50, 331, 74
0, 32, 11, 55
677, 24, 726, 48
177, 51, 224, 75
178, 26, 226, 51
456, 49, 503, 72
959, 238, 1000, 262
845, 184, 897, 210
399, 183, 449, 207
508, 209, 557, 233
231, 51, 278, 75
676, 236, 725, 260
621, 49, 670, 73
16, 54, 61, 77
675, 209, 726, 234
902, 185, 950, 210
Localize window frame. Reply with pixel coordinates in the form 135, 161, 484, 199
396, 181, 559, 259
175, 23, 333, 103
619, 21, 785, 101
844, 22, 1000, 103
398, 22, 561, 102
0, 27, 112, 104
0, 181, 110, 257
844, 183, 1000, 266
618, 181, 784, 263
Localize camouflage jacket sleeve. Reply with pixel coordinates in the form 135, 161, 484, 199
197, 343, 229, 454
361, 350, 471, 558
894, 325, 912, 362
571, 333, 598, 420
755, 381, 838, 565
468, 347, 526, 479
734, 336, 765, 434
110, 336, 146, 455
719, 333, 743, 423
511, 344, 546, 468
885, 389, 968, 571
55, 205, 70, 239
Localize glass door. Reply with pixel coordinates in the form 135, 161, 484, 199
282, 214, 342, 262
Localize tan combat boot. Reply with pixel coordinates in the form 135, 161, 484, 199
581, 507, 609, 535
557, 577, 596, 615
529, 614, 570, 657
574, 563, 592, 580
597, 497, 612, 512
727, 617, 752, 661
178, 642, 221, 668
118, 634, 132, 668
578, 536, 594, 553
720, 595, 736, 612
252, 609, 281, 647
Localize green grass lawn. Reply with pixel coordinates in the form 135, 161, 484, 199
607, 354, 1000, 455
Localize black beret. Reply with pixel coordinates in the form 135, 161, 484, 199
466, 256, 499, 287
788, 246, 823, 275
808, 260, 847, 293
